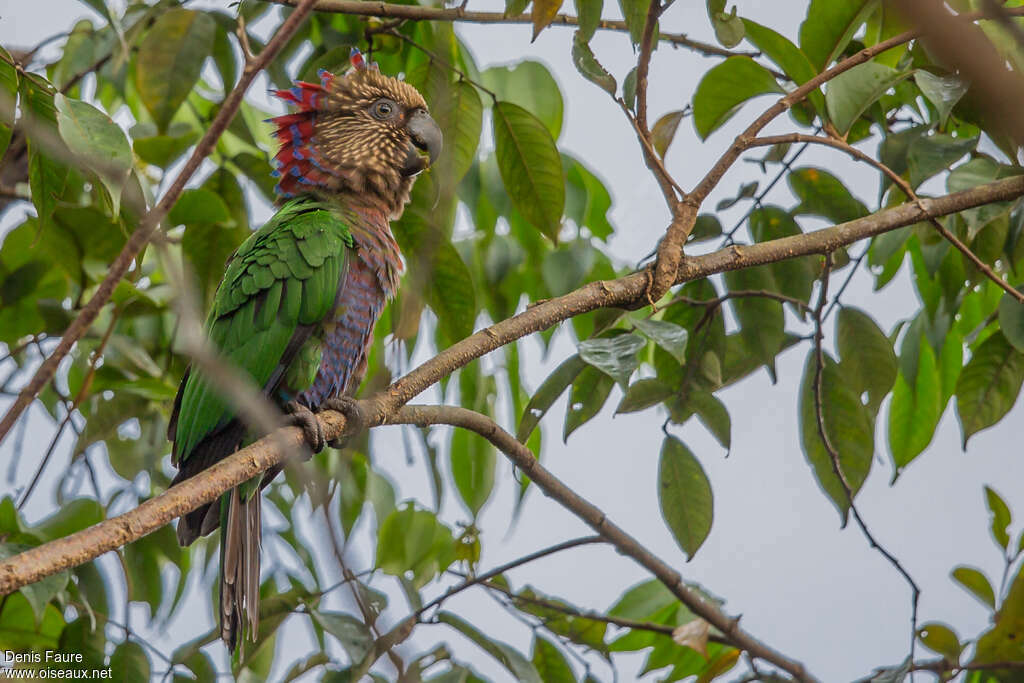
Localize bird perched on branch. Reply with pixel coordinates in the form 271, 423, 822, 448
166, 48, 441, 652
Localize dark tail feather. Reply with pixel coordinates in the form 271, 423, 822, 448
220, 488, 262, 652
171, 420, 247, 546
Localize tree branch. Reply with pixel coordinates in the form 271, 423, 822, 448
467, 574, 734, 646
416, 536, 605, 619
0, 0, 322, 448
272, 0, 747, 57
749, 133, 1024, 304
386, 405, 813, 680
2, 174, 1023, 657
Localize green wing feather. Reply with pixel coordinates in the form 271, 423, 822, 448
171, 197, 353, 464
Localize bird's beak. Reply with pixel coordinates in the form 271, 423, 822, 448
401, 109, 442, 177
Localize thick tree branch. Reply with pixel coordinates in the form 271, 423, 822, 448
0, 0, 322, 448
387, 405, 812, 680
2, 174, 1023, 647
273, 0, 744, 57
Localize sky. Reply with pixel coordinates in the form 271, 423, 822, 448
2, 0, 1024, 681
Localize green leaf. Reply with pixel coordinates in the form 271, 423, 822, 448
837, 307, 897, 415
532, 0, 565, 40
542, 240, 595, 296
133, 123, 200, 168
618, 0, 652, 44
578, 333, 645, 386
0, 48, 18, 158
135, 9, 216, 132
54, 94, 132, 215
608, 579, 676, 620
789, 167, 868, 223
955, 331, 1024, 447
622, 66, 638, 110
632, 318, 688, 364
481, 62, 564, 139
427, 241, 477, 345
170, 187, 232, 225
691, 214, 723, 242
575, 0, 603, 42
513, 587, 609, 653
564, 365, 614, 441
798, 351, 874, 524
435, 80, 483, 187
376, 505, 456, 588
906, 133, 977, 189
974, 562, 1024, 663
951, 566, 996, 609
692, 57, 783, 139
35, 498, 103, 540
564, 155, 615, 240
518, 355, 587, 441
616, 378, 674, 414
914, 71, 968, 126
571, 32, 616, 94
724, 266, 784, 374
450, 427, 496, 517
531, 635, 575, 683
799, 0, 878, 71
439, 612, 543, 683
998, 289, 1024, 352
312, 611, 373, 663
651, 110, 686, 158
492, 102, 565, 242
110, 641, 151, 681
707, 1, 745, 48
690, 391, 731, 452
887, 338, 941, 475
0, 544, 69, 622
984, 485, 1012, 551
917, 622, 962, 663
742, 19, 824, 117
0, 592, 64, 650
658, 437, 713, 558
825, 62, 910, 136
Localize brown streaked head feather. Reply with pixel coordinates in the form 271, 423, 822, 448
270, 50, 442, 219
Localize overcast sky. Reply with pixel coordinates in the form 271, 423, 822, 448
2, 0, 1023, 681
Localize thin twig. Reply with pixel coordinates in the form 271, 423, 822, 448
416, 536, 605, 619
467, 573, 736, 648
811, 254, 921, 669
665, 288, 813, 313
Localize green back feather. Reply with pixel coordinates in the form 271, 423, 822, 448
172, 196, 354, 463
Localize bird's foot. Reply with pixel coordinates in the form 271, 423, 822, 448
322, 397, 366, 449
284, 401, 326, 456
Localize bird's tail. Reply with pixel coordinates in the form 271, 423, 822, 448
219, 487, 261, 653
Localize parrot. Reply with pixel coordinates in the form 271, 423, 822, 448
166, 48, 442, 652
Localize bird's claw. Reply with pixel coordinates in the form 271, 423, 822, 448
284, 401, 326, 456
322, 397, 366, 449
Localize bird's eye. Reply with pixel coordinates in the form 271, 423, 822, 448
371, 99, 396, 120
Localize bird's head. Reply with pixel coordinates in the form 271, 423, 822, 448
269, 48, 442, 218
